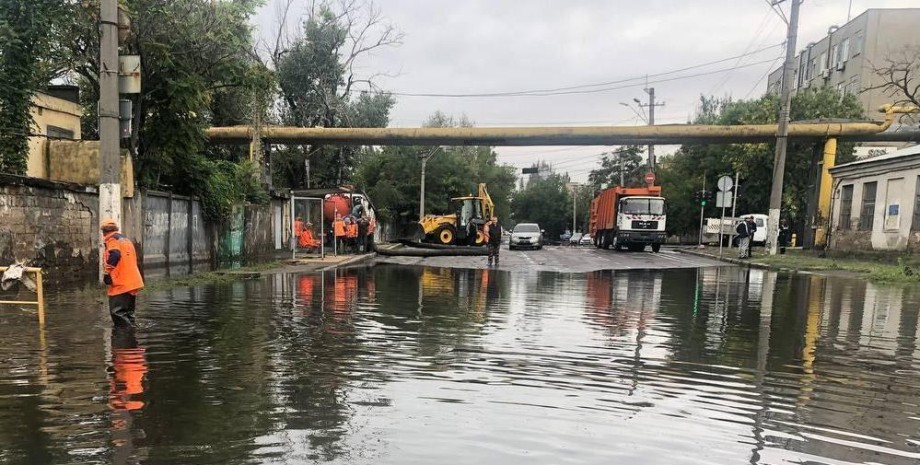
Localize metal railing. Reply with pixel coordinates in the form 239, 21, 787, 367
0, 266, 46, 326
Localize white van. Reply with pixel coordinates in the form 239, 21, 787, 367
736, 214, 768, 245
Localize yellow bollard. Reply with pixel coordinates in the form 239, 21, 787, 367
791, 233, 797, 248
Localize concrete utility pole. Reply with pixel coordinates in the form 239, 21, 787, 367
640, 87, 664, 172
419, 147, 439, 219
767, 0, 801, 256
99, 0, 121, 276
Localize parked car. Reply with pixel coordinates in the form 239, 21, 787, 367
509, 223, 544, 250
569, 233, 583, 246
579, 234, 593, 246
731, 214, 769, 246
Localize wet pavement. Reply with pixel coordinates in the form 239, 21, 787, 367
1, 265, 919, 464
375, 244, 725, 272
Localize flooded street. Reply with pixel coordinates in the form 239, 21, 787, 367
2, 265, 919, 464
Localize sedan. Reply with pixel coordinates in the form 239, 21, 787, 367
509, 223, 543, 250
579, 234, 593, 246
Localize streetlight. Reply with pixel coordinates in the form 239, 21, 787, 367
419, 146, 441, 219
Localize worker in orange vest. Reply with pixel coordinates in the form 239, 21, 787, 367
299, 221, 320, 250
345, 217, 358, 253
333, 214, 346, 254
101, 219, 144, 327
294, 216, 305, 240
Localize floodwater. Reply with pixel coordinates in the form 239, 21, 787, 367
1, 265, 919, 465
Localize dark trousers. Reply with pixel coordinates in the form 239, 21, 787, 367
487, 242, 500, 264
109, 292, 137, 327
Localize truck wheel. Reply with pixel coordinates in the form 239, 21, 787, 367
434, 225, 456, 245
651, 243, 661, 253
613, 237, 623, 252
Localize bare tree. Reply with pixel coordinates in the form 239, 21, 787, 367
867, 46, 920, 119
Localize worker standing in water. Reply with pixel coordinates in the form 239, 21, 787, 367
485, 216, 502, 266
101, 219, 144, 327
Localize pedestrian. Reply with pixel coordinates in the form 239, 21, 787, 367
294, 216, 304, 237
736, 216, 753, 259
345, 217, 358, 253
299, 221, 320, 251
357, 217, 369, 252
333, 214, 346, 255
778, 220, 790, 254
101, 219, 144, 327
485, 216, 502, 266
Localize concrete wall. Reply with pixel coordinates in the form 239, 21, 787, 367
831, 162, 920, 252
46, 140, 135, 198
0, 175, 98, 285
0, 174, 284, 284
26, 92, 82, 179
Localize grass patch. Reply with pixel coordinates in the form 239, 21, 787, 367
750, 251, 920, 283
144, 261, 285, 292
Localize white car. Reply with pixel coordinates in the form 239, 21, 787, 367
579, 234, 593, 246
736, 213, 768, 245
509, 223, 544, 250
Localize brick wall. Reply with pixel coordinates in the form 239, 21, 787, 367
0, 175, 99, 284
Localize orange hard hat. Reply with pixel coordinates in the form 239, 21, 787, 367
100, 218, 119, 229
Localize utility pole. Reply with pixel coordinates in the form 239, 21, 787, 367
573, 185, 578, 233
99, 0, 121, 279
767, 0, 801, 255
639, 87, 664, 172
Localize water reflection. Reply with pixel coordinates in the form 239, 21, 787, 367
0, 267, 919, 464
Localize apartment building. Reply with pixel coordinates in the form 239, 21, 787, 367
766, 8, 920, 155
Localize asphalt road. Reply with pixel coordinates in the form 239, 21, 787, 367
373, 245, 728, 272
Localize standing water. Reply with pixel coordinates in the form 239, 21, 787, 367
1, 265, 918, 464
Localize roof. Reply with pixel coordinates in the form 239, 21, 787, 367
831, 143, 920, 173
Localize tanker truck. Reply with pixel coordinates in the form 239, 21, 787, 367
321, 190, 377, 251
589, 185, 666, 252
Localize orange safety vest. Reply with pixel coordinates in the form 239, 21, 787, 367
333, 219, 346, 237
346, 222, 358, 238
293, 219, 304, 236
299, 228, 319, 248
103, 232, 144, 296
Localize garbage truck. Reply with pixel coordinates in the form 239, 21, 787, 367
589, 185, 667, 252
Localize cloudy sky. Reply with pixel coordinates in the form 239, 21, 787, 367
253, 0, 917, 182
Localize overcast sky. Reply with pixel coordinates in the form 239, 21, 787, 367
253, 0, 917, 182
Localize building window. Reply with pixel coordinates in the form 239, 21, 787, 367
831, 45, 839, 68
839, 185, 854, 230
47, 125, 74, 139
852, 33, 863, 56
840, 38, 850, 63
809, 58, 817, 80
859, 182, 877, 231
819, 52, 828, 72
913, 177, 920, 231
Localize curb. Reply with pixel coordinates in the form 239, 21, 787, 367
677, 248, 773, 270
318, 252, 377, 272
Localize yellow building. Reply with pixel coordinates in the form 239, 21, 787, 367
27, 86, 83, 178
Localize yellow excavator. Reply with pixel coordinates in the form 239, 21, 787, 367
419, 183, 495, 246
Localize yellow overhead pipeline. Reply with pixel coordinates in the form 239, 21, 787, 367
207, 105, 914, 146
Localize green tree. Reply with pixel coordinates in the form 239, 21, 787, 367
355, 113, 516, 227
587, 146, 646, 190
270, 0, 401, 188
0, 0, 67, 174
658, 87, 864, 236
510, 171, 571, 240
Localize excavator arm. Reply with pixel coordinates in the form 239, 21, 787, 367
478, 183, 495, 219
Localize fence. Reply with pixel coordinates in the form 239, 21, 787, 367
141, 191, 211, 279
0, 266, 45, 326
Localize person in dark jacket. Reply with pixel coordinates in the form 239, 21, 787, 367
485, 216, 502, 266
736, 217, 754, 259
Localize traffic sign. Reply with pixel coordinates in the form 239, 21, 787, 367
716, 191, 733, 208
717, 175, 733, 192
644, 172, 656, 185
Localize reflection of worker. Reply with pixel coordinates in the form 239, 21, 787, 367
108, 327, 147, 462
101, 219, 144, 327
485, 216, 502, 266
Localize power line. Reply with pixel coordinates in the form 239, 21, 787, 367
381, 44, 785, 98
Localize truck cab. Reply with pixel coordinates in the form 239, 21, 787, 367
614, 196, 667, 252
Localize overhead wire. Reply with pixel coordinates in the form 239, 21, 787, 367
379, 44, 785, 98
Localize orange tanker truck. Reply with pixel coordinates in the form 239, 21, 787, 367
589, 185, 666, 252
